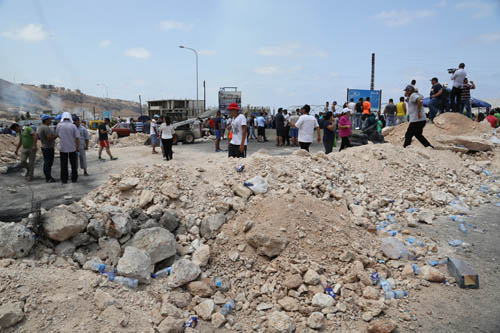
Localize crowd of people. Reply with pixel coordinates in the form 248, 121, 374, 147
6, 113, 116, 183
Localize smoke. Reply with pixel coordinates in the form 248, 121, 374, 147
48, 95, 63, 114
0, 79, 45, 110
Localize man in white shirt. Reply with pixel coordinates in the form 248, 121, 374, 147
294, 104, 320, 152
227, 103, 247, 158
150, 115, 160, 154
450, 63, 466, 113
348, 98, 356, 124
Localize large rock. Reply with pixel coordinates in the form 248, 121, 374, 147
268, 311, 295, 333
139, 190, 154, 208
43, 206, 88, 241
278, 297, 299, 312
118, 177, 140, 191
55, 241, 76, 257
303, 269, 320, 285
307, 312, 324, 330
284, 274, 303, 289
418, 209, 435, 224
157, 317, 184, 333
192, 244, 210, 267
160, 183, 180, 199
97, 237, 121, 266
168, 259, 201, 288
129, 227, 176, 264
159, 211, 179, 232
0, 302, 24, 329
0, 222, 35, 259
232, 184, 253, 199
434, 135, 494, 152
193, 299, 214, 320
246, 232, 288, 258
421, 265, 446, 282
200, 214, 226, 239
187, 280, 213, 297
105, 213, 132, 238
367, 319, 397, 333
117, 246, 152, 284
312, 293, 334, 308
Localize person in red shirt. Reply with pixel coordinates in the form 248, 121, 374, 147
486, 110, 499, 128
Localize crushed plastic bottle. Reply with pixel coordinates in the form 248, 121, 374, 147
387, 215, 395, 223
215, 277, 229, 291
385, 290, 408, 299
459, 223, 467, 234
427, 258, 448, 267
479, 185, 490, 194
243, 182, 253, 187
220, 299, 235, 316
451, 215, 466, 223
405, 237, 425, 247
449, 199, 470, 214
379, 279, 392, 293
411, 264, 421, 275
322, 282, 336, 298
407, 207, 417, 213
385, 230, 397, 237
482, 169, 491, 176
185, 316, 198, 328
151, 266, 171, 279
104, 272, 138, 289
449, 239, 463, 247
371, 272, 380, 285
236, 164, 245, 173
91, 263, 117, 274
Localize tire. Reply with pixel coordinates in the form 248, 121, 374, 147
184, 132, 195, 144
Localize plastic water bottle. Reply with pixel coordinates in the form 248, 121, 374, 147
104, 273, 138, 289
92, 263, 117, 274
379, 280, 392, 293
220, 299, 235, 316
411, 264, 421, 275
386, 230, 397, 237
483, 169, 491, 176
185, 316, 198, 328
427, 258, 448, 266
236, 164, 245, 172
152, 266, 171, 279
449, 239, 463, 247
385, 290, 407, 299
322, 282, 336, 298
459, 223, 467, 234
243, 182, 253, 187
215, 277, 229, 291
451, 215, 466, 223
407, 207, 417, 213
371, 272, 380, 285
387, 215, 395, 223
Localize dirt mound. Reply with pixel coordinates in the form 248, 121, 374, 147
384, 113, 493, 146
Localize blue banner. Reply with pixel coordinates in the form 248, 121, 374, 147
347, 89, 382, 112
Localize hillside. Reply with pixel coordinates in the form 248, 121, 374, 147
0, 78, 144, 119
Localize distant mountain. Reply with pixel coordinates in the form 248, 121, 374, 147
0, 78, 145, 119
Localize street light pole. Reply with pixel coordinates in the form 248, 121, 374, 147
179, 45, 198, 115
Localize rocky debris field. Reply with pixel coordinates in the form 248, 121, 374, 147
1, 113, 500, 332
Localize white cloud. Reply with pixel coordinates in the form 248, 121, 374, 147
124, 47, 151, 59
159, 20, 194, 31
254, 66, 279, 75
256, 42, 327, 57
199, 49, 216, 56
373, 9, 435, 27
477, 32, 500, 43
99, 40, 111, 48
456, 0, 498, 18
1, 23, 51, 41
254, 65, 302, 75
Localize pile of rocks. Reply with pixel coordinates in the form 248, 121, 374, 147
1, 138, 499, 331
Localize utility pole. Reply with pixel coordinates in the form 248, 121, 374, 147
203, 80, 206, 113
139, 94, 142, 116
370, 53, 375, 90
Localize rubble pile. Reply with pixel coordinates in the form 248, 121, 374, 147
1, 135, 499, 331
0, 135, 43, 174
383, 113, 497, 152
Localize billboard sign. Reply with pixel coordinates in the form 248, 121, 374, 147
219, 87, 241, 114
102, 110, 113, 120
347, 89, 382, 112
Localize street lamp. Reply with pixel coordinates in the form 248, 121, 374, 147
96, 83, 109, 98
179, 45, 198, 114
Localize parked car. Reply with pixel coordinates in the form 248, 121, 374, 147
112, 123, 131, 137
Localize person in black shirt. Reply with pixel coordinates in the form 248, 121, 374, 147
275, 108, 285, 146
214, 111, 223, 152
428, 77, 443, 122
323, 112, 336, 154
98, 118, 117, 160
355, 98, 363, 129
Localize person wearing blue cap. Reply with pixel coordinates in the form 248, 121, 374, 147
37, 114, 57, 182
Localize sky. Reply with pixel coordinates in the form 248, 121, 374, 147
1, 0, 500, 110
